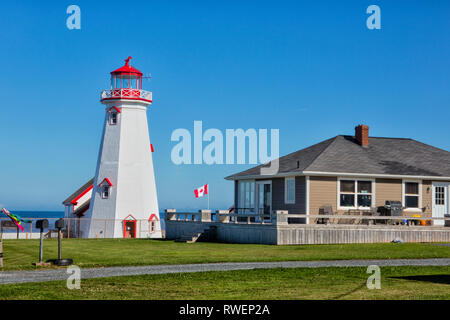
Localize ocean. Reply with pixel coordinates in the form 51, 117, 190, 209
0, 211, 64, 234
13, 211, 65, 219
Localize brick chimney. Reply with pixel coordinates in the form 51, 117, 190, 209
355, 124, 369, 147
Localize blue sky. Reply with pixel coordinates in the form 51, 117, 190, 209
0, 1, 449, 211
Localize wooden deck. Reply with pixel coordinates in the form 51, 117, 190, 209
165, 210, 450, 245
166, 219, 450, 245
277, 224, 450, 245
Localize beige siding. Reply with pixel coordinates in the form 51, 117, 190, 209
421, 180, 432, 218
309, 177, 404, 215
308, 177, 450, 226
375, 178, 402, 207
375, 179, 433, 221
309, 176, 337, 215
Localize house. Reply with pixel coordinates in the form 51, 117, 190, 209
62, 178, 94, 237
225, 125, 450, 226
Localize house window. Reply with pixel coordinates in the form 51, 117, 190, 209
101, 185, 110, 199
404, 182, 419, 208
109, 112, 118, 125
339, 180, 373, 209
238, 181, 255, 213
340, 180, 355, 207
285, 177, 295, 204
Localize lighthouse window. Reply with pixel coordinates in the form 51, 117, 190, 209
109, 112, 118, 125
101, 185, 110, 199
114, 76, 121, 88
150, 221, 155, 233
123, 75, 130, 88
130, 76, 137, 89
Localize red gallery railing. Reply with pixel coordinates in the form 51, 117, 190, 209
101, 88, 152, 101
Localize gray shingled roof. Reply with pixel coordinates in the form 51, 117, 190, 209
62, 178, 94, 205
225, 135, 450, 179
71, 200, 90, 217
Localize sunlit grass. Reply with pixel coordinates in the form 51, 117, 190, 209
1, 239, 449, 271
0, 266, 449, 300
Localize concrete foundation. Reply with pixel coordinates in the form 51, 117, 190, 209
165, 220, 278, 245
166, 220, 450, 245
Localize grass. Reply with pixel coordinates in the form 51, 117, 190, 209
0, 266, 449, 299
0, 239, 449, 271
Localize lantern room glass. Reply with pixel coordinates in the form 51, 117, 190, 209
112, 74, 141, 89
130, 76, 137, 88
113, 76, 121, 89
122, 75, 130, 88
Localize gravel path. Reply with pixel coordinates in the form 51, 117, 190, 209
1, 258, 449, 285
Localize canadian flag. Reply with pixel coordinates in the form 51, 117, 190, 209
194, 184, 208, 198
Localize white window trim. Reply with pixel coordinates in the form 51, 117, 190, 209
284, 177, 295, 204
256, 180, 272, 215
402, 179, 422, 212
337, 178, 376, 210
237, 179, 256, 214
306, 176, 310, 224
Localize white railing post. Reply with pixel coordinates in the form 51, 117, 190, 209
216, 210, 229, 223
199, 210, 212, 222
165, 209, 177, 221
274, 210, 289, 225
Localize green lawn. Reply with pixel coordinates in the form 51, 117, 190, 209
1, 266, 449, 300
1, 239, 449, 271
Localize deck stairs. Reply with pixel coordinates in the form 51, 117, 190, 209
175, 226, 217, 243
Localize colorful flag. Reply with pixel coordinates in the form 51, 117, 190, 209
194, 184, 208, 198
1, 208, 32, 232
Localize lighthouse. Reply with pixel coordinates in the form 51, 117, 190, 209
82, 57, 162, 238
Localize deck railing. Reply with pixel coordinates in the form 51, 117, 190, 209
164, 209, 450, 227
164, 209, 273, 224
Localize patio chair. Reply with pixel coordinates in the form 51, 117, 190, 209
318, 205, 334, 224
367, 207, 380, 225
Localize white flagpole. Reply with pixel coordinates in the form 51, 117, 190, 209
207, 185, 210, 210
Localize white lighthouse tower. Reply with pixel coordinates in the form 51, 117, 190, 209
83, 57, 162, 239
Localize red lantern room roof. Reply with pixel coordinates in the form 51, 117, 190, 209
111, 56, 143, 76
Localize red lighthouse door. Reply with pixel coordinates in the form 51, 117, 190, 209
124, 220, 136, 238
